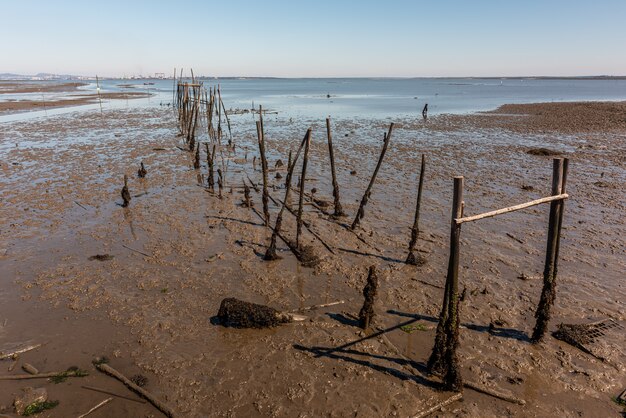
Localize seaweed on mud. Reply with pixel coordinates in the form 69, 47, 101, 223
215, 298, 288, 329
131, 374, 148, 387
50, 367, 89, 383
23, 400, 59, 416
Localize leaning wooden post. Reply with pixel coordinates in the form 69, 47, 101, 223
532, 158, 565, 342
256, 121, 271, 226
265, 131, 310, 261
428, 176, 464, 392
351, 123, 394, 230
295, 128, 312, 248
406, 154, 426, 265
326, 117, 345, 217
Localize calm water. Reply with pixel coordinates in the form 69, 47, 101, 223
3, 77, 626, 122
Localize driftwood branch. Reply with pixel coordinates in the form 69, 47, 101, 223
0, 344, 42, 360
81, 385, 146, 403
77, 397, 113, 418
412, 393, 463, 418
456, 193, 568, 224
95, 362, 176, 418
0, 370, 86, 380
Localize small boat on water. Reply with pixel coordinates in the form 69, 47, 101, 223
143, 82, 155, 85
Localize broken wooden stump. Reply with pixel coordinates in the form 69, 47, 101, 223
242, 180, 253, 208
215, 298, 306, 329
358, 266, 378, 330
121, 175, 131, 207
137, 161, 147, 178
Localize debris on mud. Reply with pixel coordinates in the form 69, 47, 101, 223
88, 254, 114, 261
214, 298, 305, 329
527, 148, 560, 156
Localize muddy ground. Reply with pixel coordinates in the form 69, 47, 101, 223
0, 101, 624, 417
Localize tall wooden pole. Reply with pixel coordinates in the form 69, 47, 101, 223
296, 129, 312, 248
265, 131, 310, 260
406, 154, 426, 265
351, 123, 394, 230
532, 158, 565, 342
428, 176, 464, 392
256, 121, 270, 226
326, 117, 345, 217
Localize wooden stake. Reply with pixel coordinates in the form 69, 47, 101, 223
193, 143, 200, 169
351, 123, 394, 230
326, 118, 345, 217
406, 154, 426, 265
296, 128, 312, 248
532, 158, 565, 342
256, 120, 270, 226
428, 176, 464, 392
264, 131, 310, 260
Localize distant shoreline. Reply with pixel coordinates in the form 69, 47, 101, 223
2, 75, 626, 81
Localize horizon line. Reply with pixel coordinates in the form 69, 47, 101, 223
3, 72, 626, 80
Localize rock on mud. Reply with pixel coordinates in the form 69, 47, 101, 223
215, 298, 291, 329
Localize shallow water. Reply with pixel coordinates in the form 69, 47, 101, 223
3, 77, 626, 123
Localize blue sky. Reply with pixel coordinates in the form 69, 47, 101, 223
2, 0, 625, 77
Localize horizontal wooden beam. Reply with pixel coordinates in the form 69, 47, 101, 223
455, 193, 569, 224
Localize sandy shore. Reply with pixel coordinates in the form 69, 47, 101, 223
0, 101, 624, 417
0, 81, 153, 114
0, 92, 153, 113
0, 81, 87, 94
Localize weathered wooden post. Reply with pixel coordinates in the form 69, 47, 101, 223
532, 158, 567, 342
358, 266, 378, 330
326, 117, 345, 217
296, 129, 312, 248
265, 130, 310, 261
121, 175, 131, 208
428, 176, 463, 392
406, 154, 426, 265
256, 120, 270, 226
351, 123, 394, 230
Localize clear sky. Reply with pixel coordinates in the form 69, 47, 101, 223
2, 0, 625, 77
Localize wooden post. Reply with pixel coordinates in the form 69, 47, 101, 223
406, 154, 426, 265
193, 143, 200, 169
265, 131, 310, 260
358, 266, 378, 329
351, 123, 394, 230
326, 118, 345, 217
256, 121, 270, 226
428, 176, 463, 392
296, 129, 312, 248
532, 158, 565, 342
